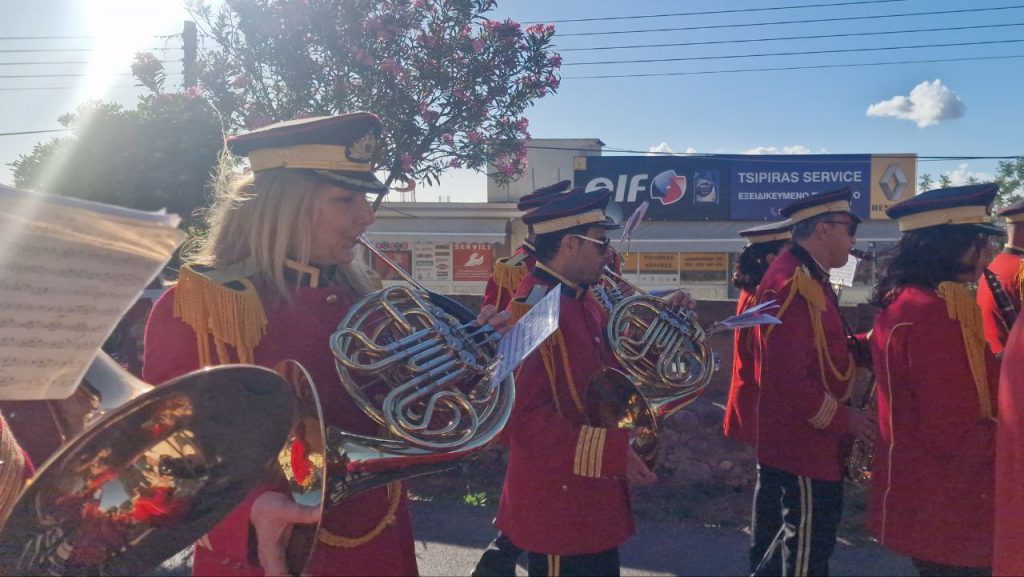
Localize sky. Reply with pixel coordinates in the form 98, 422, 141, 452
1, 0, 1021, 203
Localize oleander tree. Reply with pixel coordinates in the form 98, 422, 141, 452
179, 0, 561, 188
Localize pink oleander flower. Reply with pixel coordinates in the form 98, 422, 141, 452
230, 74, 249, 88
467, 131, 484, 143
401, 154, 414, 171
516, 117, 529, 132
442, 133, 454, 145
448, 158, 462, 168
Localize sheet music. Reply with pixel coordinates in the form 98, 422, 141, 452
0, 186, 185, 400
487, 287, 560, 389
829, 254, 859, 288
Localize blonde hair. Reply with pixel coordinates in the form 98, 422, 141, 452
185, 158, 379, 303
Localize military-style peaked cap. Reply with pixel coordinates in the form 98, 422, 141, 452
886, 183, 1003, 234
227, 112, 388, 194
779, 186, 861, 225
739, 219, 794, 244
997, 197, 1024, 224
517, 180, 574, 212
523, 188, 622, 235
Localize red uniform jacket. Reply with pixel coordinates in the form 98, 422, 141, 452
753, 246, 854, 481
977, 250, 1024, 354
995, 319, 1024, 576
482, 243, 537, 311
723, 289, 760, 446
143, 279, 418, 577
870, 285, 998, 568
495, 264, 633, 555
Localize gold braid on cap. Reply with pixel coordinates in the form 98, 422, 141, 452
937, 282, 995, 421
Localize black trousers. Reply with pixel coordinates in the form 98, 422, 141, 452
751, 464, 844, 577
472, 530, 524, 577
912, 558, 991, 577
526, 548, 620, 577
750, 463, 784, 575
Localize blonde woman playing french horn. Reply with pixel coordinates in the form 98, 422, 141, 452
143, 113, 509, 577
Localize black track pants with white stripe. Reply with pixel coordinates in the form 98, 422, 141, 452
752, 463, 844, 577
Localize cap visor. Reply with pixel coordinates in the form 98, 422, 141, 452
969, 222, 1007, 236
312, 170, 389, 194
596, 217, 622, 230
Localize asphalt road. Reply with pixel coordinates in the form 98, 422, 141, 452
151, 500, 917, 576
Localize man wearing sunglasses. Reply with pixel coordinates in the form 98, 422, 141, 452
489, 188, 693, 576
749, 186, 875, 576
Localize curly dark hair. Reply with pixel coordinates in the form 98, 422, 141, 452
731, 240, 789, 293
869, 225, 990, 309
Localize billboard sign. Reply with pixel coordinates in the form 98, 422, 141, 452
574, 154, 916, 221
453, 242, 494, 282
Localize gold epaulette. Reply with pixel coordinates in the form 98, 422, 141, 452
491, 258, 528, 296
0, 415, 26, 527
937, 281, 994, 420
769, 266, 854, 400
173, 264, 268, 367
1016, 260, 1024, 305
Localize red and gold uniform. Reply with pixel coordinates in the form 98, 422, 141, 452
995, 318, 1024, 576
754, 245, 855, 480
870, 283, 998, 568
482, 241, 536, 311
495, 263, 633, 556
723, 220, 792, 447
977, 247, 1024, 354
143, 264, 417, 577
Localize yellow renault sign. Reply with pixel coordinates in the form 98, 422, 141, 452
870, 155, 917, 219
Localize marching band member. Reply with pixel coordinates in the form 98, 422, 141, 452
493, 188, 693, 576
721, 220, 792, 575
869, 184, 1003, 576
482, 180, 573, 311
995, 317, 1024, 576
977, 199, 1024, 353
0, 413, 32, 527
143, 113, 506, 577
751, 187, 873, 576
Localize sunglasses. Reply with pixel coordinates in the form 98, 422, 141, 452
822, 219, 858, 236
571, 234, 612, 254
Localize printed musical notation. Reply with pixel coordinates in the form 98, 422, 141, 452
0, 186, 185, 400
487, 287, 560, 390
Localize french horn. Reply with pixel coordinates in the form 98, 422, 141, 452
280, 235, 516, 574
0, 354, 296, 577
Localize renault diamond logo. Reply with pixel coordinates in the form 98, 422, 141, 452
879, 164, 909, 201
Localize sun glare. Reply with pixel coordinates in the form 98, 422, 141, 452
80, 0, 186, 99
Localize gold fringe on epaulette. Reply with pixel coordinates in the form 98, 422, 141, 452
937, 281, 995, 420
1015, 261, 1024, 306
491, 260, 528, 311
173, 266, 268, 367
767, 266, 855, 401
505, 299, 534, 325
0, 415, 26, 528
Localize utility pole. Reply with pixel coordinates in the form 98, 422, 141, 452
182, 21, 198, 89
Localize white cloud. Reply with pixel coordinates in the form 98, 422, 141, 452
866, 79, 965, 128
743, 145, 827, 155
648, 142, 696, 156
946, 163, 994, 186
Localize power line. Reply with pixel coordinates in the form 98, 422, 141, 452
564, 53, 1024, 79
556, 5, 1024, 37
0, 34, 180, 40
0, 60, 181, 66
0, 85, 157, 91
523, 144, 1023, 161
0, 72, 183, 79
0, 47, 182, 53
537, 0, 914, 24
558, 22, 1024, 52
0, 128, 70, 137
565, 38, 1024, 66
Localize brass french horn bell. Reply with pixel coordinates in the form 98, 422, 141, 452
0, 361, 296, 577
278, 236, 516, 575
